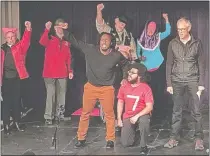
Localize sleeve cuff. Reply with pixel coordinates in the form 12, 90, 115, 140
44, 28, 50, 32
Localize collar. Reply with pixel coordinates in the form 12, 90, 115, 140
180, 35, 191, 44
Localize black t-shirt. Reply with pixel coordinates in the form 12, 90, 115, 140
66, 33, 127, 86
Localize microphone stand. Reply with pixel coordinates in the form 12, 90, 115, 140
51, 115, 60, 150
51, 126, 58, 149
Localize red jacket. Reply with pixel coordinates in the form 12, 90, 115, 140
1, 29, 31, 86
39, 29, 73, 78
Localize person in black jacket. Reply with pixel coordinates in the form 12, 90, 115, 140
164, 17, 205, 151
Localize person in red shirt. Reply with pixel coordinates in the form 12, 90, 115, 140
117, 63, 154, 155
39, 18, 73, 125
1, 21, 32, 135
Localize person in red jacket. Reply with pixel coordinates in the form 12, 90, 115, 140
1, 21, 32, 135
39, 18, 73, 125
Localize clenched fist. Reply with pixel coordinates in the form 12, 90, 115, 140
97, 3, 104, 12
61, 23, 68, 30
54, 23, 68, 30
45, 21, 52, 30
162, 13, 169, 22
25, 21, 31, 30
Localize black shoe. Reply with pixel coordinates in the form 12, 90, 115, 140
4, 124, 11, 135
14, 122, 25, 132
74, 139, 86, 148
106, 140, 114, 148
45, 119, 53, 125
115, 126, 121, 132
140, 146, 148, 155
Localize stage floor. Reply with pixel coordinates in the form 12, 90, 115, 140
1, 110, 209, 155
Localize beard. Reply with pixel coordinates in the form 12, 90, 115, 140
127, 76, 138, 84
100, 44, 110, 52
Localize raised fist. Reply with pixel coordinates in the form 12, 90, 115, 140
61, 23, 68, 29
97, 3, 104, 12
162, 13, 168, 20
25, 21, 31, 30
45, 21, 52, 30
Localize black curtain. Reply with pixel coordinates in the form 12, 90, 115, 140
19, 1, 209, 119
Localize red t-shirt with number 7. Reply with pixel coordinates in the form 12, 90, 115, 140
117, 82, 154, 119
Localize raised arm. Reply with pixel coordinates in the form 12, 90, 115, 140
39, 21, 52, 47
160, 13, 171, 40
20, 21, 32, 55
96, 3, 111, 33
63, 30, 89, 53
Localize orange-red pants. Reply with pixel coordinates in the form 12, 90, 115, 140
77, 82, 115, 141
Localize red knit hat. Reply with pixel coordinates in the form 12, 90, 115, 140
2, 28, 18, 36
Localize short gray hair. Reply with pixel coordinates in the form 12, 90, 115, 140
177, 17, 192, 28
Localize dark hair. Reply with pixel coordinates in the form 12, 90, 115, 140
98, 32, 116, 49
117, 15, 128, 25
127, 63, 151, 83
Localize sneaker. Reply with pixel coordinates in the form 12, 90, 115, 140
45, 119, 52, 125
140, 146, 148, 155
106, 140, 114, 148
195, 139, 204, 151
74, 139, 86, 148
115, 126, 121, 132
164, 139, 178, 148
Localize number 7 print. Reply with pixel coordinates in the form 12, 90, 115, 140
127, 95, 140, 111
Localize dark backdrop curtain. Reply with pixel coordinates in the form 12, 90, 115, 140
19, 1, 209, 119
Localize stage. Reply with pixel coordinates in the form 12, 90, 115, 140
1, 109, 209, 155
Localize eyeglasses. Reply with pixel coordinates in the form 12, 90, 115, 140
128, 71, 138, 75
177, 27, 188, 32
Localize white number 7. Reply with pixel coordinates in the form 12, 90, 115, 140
127, 95, 140, 111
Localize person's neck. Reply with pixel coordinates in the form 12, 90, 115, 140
6, 43, 13, 47
100, 48, 111, 55
56, 33, 64, 39
180, 34, 191, 43
131, 82, 141, 87
116, 30, 124, 34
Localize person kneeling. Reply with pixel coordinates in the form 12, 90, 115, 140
117, 63, 154, 155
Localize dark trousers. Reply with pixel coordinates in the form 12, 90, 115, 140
171, 81, 203, 139
148, 65, 166, 118
2, 77, 21, 125
20, 78, 32, 110
121, 115, 150, 147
